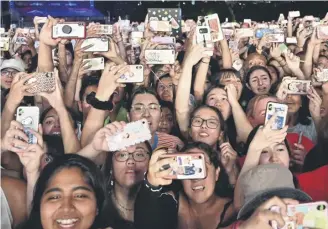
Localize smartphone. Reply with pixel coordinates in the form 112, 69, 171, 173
317, 25, 328, 40
151, 36, 176, 44
265, 102, 288, 130
232, 59, 243, 71
10, 24, 17, 30
235, 28, 254, 38
34, 16, 48, 24
0, 28, 4, 34
229, 39, 239, 52
117, 65, 143, 83
22, 72, 56, 94
96, 24, 112, 35
0, 37, 10, 51
288, 11, 300, 18
149, 21, 171, 32
131, 31, 143, 38
131, 31, 144, 47
285, 79, 311, 95
16, 36, 27, 45
16, 106, 40, 145
222, 29, 234, 39
315, 69, 328, 82
145, 49, 175, 64
106, 119, 151, 151
159, 153, 207, 180
196, 25, 214, 56
81, 37, 109, 52
52, 22, 86, 39
271, 201, 328, 229
286, 37, 298, 44
268, 33, 285, 43
204, 13, 223, 42
82, 57, 104, 71
243, 19, 252, 26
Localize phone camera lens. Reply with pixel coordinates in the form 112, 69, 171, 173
62, 25, 72, 34
199, 156, 202, 159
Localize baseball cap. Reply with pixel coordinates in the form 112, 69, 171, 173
0, 58, 26, 72
237, 164, 312, 220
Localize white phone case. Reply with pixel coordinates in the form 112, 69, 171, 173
83, 57, 104, 71
117, 65, 144, 83
236, 28, 254, 38
204, 13, 223, 42
0, 37, 10, 51
16, 106, 39, 145
286, 37, 298, 44
106, 119, 152, 151
265, 102, 288, 130
289, 11, 300, 18
149, 21, 172, 32
145, 50, 175, 64
81, 37, 109, 52
151, 36, 176, 44
96, 25, 113, 35
52, 22, 86, 39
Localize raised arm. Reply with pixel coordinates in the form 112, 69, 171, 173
80, 63, 129, 147
193, 57, 210, 102
219, 39, 233, 68
40, 70, 81, 153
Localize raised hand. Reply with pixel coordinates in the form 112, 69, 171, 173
39, 16, 65, 47
147, 149, 175, 187
219, 142, 237, 174
249, 113, 288, 152
91, 121, 126, 152
2, 121, 29, 153
7, 72, 36, 105
307, 86, 322, 119
285, 50, 301, 70
270, 43, 282, 59
290, 143, 306, 167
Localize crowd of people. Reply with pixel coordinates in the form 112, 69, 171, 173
1, 7, 328, 229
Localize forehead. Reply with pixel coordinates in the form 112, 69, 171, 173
194, 107, 218, 118
250, 69, 269, 78
44, 108, 58, 119
220, 72, 239, 81
159, 77, 172, 84
133, 93, 159, 104
208, 88, 226, 97
47, 167, 87, 188
162, 107, 173, 115
256, 97, 278, 110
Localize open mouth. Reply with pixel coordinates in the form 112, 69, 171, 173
192, 186, 205, 191
257, 87, 267, 93
56, 218, 79, 228
199, 132, 209, 137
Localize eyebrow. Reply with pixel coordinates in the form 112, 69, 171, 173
44, 116, 56, 119
44, 186, 93, 194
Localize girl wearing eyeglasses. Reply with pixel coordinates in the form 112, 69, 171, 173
76, 121, 152, 229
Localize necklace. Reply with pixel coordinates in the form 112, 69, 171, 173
112, 192, 134, 212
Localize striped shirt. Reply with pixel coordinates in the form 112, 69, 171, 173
152, 132, 184, 151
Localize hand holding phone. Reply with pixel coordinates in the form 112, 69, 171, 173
265, 102, 288, 130
16, 106, 40, 145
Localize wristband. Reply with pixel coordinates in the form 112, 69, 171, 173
86, 92, 114, 111
144, 172, 162, 192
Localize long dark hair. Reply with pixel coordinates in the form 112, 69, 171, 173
23, 154, 108, 229
181, 142, 233, 198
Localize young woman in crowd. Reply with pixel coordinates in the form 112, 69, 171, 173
134, 142, 235, 229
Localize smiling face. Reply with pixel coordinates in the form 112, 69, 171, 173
205, 88, 232, 121
248, 97, 279, 127
182, 148, 220, 204
112, 143, 150, 189
42, 108, 61, 136
156, 77, 174, 102
129, 93, 161, 134
248, 69, 271, 95
40, 167, 97, 229
190, 107, 223, 147
259, 142, 290, 168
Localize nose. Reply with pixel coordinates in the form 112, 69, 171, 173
126, 155, 136, 166
54, 121, 61, 128
269, 152, 280, 163
201, 120, 207, 129
60, 197, 75, 213
142, 108, 150, 117
258, 79, 263, 86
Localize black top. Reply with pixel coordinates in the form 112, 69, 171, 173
134, 180, 235, 229
303, 145, 328, 172
106, 195, 135, 229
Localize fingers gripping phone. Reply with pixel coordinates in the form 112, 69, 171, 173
16, 106, 39, 145
117, 65, 144, 83
81, 37, 109, 52
21, 72, 56, 94
159, 153, 207, 180
52, 22, 86, 39
271, 201, 328, 229
265, 102, 288, 130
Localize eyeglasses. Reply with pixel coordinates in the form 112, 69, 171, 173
1, 70, 18, 77
158, 84, 174, 91
191, 117, 220, 129
131, 104, 161, 115
114, 149, 150, 162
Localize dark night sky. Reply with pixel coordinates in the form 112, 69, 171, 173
1, 1, 326, 27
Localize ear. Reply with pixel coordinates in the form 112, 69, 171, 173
215, 166, 221, 182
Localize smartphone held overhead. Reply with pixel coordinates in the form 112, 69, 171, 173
16, 106, 40, 145
52, 22, 86, 39
265, 102, 288, 130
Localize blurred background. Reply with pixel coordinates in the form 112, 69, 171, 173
0, 1, 326, 28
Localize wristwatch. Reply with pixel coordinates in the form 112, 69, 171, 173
86, 92, 114, 111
